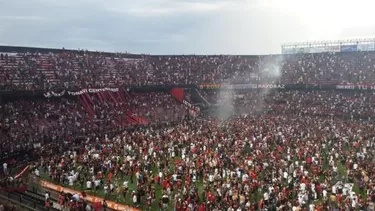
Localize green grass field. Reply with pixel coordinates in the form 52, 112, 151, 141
40, 144, 367, 210
40, 157, 200, 211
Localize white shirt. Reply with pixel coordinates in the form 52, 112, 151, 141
263, 192, 269, 200
237, 170, 241, 178
94, 180, 100, 187
86, 181, 92, 189
68, 176, 74, 186
246, 202, 251, 208
242, 174, 249, 182
209, 175, 214, 182
73, 193, 80, 201
323, 190, 327, 197
283, 172, 288, 179
332, 185, 337, 194
85, 205, 92, 211
351, 196, 357, 208
3, 163, 7, 169
343, 187, 348, 196
353, 163, 358, 170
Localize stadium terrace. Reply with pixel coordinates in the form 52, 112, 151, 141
1, 43, 375, 211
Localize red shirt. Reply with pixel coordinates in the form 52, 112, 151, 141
316, 184, 322, 193
208, 192, 215, 203
338, 194, 343, 204
177, 180, 182, 188
199, 204, 206, 211
307, 157, 312, 164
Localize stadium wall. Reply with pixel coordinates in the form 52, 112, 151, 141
2, 83, 375, 99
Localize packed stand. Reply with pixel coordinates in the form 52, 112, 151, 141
0, 52, 149, 91
32, 115, 375, 210
203, 90, 375, 120
125, 92, 188, 123
3, 51, 375, 91
0, 91, 189, 159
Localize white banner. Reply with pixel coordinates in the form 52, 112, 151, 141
222, 84, 258, 89
44, 88, 119, 98
43, 90, 65, 98
199, 84, 285, 89
336, 84, 375, 90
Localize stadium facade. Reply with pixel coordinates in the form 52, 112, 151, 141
281, 38, 375, 54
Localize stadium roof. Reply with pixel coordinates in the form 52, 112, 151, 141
282, 38, 375, 48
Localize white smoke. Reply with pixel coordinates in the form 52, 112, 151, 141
259, 55, 283, 84
216, 87, 235, 120
251, 55, 284, 113
215, 55, 284, 120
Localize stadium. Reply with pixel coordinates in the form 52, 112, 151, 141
1, 37, 375, 211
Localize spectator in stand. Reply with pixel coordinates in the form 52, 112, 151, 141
3, 47, 375, 210
203, 89, 375, 120
2, 163, 6, 175
0, 91, 189, 159
2, 50, 375, 91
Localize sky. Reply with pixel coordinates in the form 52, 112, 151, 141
0, 0, 375, 55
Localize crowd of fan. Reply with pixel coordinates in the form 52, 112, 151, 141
203, 90, 375, 120
4, 88, 375, 162
0, 92, 189, 159
2, 87, 375, 210
31, 115, 375, 210
3, 48, 375, 210
2, 51, 375, 91
0, 203, 16, 211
